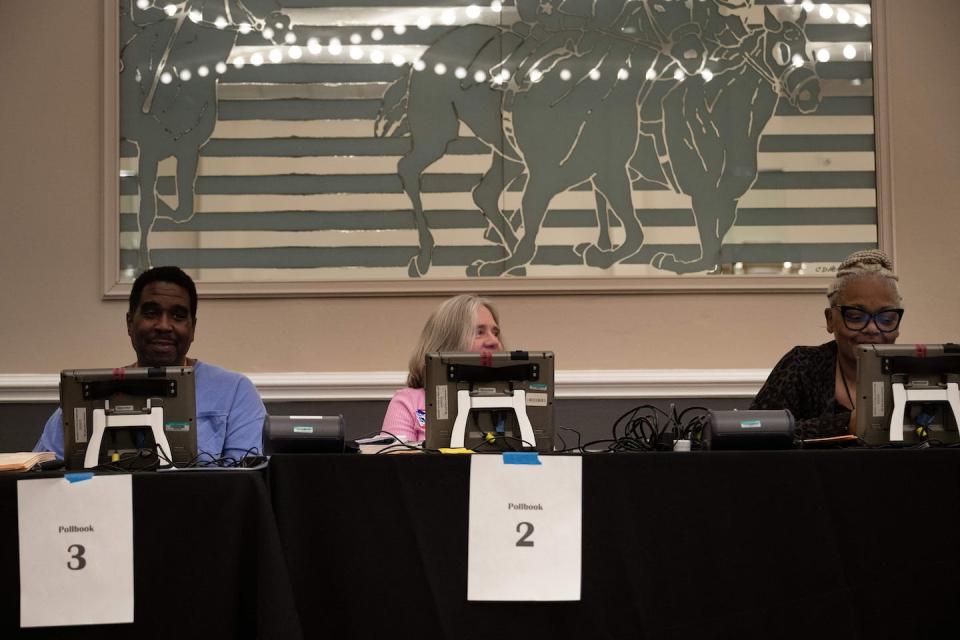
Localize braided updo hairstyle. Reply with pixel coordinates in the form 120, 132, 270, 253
826, 249, 902, 304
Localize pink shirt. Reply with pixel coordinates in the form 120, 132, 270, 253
381, 387, 426, 443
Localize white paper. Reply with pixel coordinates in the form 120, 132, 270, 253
18, 475, 134, 628
467, 455, 582, 601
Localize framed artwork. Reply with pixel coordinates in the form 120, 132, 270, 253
103, 0, 890, 296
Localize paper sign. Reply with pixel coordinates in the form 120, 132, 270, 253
467, 455, 582, 601
18, 475, 134, 627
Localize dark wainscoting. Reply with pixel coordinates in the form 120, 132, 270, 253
0, 404, 58, 453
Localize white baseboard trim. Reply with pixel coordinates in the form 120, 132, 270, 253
0, 369, 768, 403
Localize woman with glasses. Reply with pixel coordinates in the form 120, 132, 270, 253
751, 249, 904, 440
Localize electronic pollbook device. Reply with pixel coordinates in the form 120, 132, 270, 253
855, 343, 960, 446
60, 367, 198, 469
424, 351, 554, 452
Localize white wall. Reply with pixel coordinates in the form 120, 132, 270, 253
1, 0, 958, 377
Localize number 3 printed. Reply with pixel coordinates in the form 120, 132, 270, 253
516, 521, 534, 547
67, 544, 87, 570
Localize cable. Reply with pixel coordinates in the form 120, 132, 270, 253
470, 434, 537, 452
557, 426, 584, 453
594, 403, 714, 453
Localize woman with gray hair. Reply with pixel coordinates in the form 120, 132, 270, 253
751, 249, 904, 440
380, 294, 504, 442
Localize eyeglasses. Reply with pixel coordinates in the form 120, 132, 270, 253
831, 305, 904, 333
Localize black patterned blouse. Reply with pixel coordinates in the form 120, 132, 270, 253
750, 341, 852, 439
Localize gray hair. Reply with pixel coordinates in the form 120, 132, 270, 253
406, 294, 503, 388
826, 249, 902, 304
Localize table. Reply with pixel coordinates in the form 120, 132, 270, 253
268, 450, 960, 640
6, 451, 960, 639
0, 469, 302, 639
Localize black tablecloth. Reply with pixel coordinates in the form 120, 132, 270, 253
269, 451, 960, 640
0, 470, 302, 639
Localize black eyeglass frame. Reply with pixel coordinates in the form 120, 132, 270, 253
831, 305, 904, 333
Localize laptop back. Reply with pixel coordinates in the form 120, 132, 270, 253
60, 367, 198, 469
424, 351, 555, 452
855, 344, 960, 446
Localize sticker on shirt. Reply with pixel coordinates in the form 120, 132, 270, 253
416, 409, 426, 427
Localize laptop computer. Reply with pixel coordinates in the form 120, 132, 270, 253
855, 343, 960, 446
60, 367, 198, 469
424, 351, 555, 452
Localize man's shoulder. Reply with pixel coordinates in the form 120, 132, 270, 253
194, 361, 256, 392
195, 360, 247, 380
193, 361, 263, 416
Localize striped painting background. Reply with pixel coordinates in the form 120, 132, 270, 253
118, 0, 877, 282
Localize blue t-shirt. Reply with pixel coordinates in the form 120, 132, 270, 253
34, 361, 266, 462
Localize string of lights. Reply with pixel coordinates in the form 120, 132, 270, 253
127, 2, 872, 86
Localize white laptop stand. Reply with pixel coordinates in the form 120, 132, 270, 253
889, 382, 960, 442
450, 389, 537, 449
85, 399, 175, 468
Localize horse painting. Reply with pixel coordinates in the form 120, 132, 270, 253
119, 0, 289, 272
376, 4, 821, 277
644, 8, 822, 273
376, 21, 669, 277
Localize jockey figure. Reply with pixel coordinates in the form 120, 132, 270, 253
625, 0, 756, 77
489, 0, 632, 90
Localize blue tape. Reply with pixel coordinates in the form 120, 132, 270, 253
64, 472, 94, 483
502, 452, 541, 465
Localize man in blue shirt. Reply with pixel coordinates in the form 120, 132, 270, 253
35, 266, 266, 462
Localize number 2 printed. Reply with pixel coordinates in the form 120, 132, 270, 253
516, 521, 535, 547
